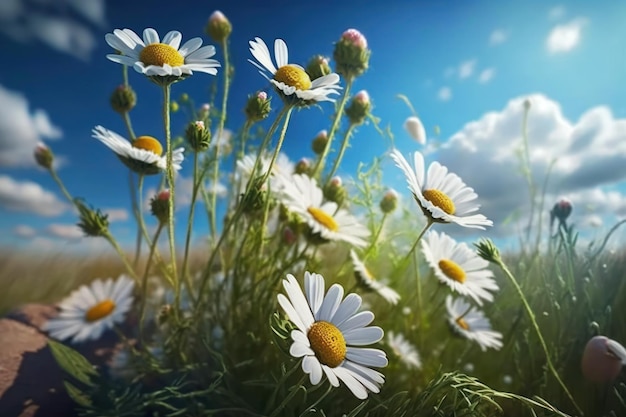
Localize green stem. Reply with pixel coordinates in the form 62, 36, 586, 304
139, 224, 163, 342
258, 105, 294, 186
495, 256, 582, 416
49, 169, 74, 206
129, 172, 142, 267
103, 231, 138, 281
363, 213, 388, 261
269, 374, 308, 417
209, 37, 233, 241
311, 79, 353, 179
398, 220, 433, 273
181, 151, 201, 304
325, 122, 356, 185
162, 83, 180, 311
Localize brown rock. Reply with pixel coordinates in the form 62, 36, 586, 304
5, 304, 58, 331
0, 318, 76, 417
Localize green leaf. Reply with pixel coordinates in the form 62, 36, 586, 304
48, 339, 98, 386
63, 381, 92, 407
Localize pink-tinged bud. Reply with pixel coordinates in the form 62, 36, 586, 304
551, 197, 572, 222
157, 189, 170, 201
200, 103, 211, 116
34, 142, 54, 169
257, 91, 267, 100
311, 130, 328, 155
354, 90, 370, 104
194, 121, 205, 130
295, 158, 311, 175
283, 227, 297, 245
206, 10, 232, 42
380, 189, 399, 213
581, 336, 626, 383
404, 116, 427, 145
330, 176, 342, 187
151, 189, 171, 224
342, 28, 368, 49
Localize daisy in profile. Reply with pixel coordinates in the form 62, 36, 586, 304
105, 28, 220, 81
387, 331, 421, 369
249, 37, 342, 103
390, 149, 492, 229
92, 126, 184, 175
421, 231, 498, 306
278, 174, 370, 248
350, 250, 400, 305
445, 295, 503, 351
277, 271, 387, 399
43, 275, 135, 344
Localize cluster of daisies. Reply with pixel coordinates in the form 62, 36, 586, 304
390, 149, 503, 352
39, 23, 501, 405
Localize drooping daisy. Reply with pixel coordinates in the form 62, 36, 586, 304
279, 174, 370, 248
92, 126, 184, 175
445, 295, 503, 351
421, 231, 498, 306
43, 275, 135, 344
105, 28, 220, 81
390, 149, 492, 229
249, 37, 342, 103
350, 250, 400, 305
277, 271, 387, 399
387, 331, 421, 369
235, 152, 294, 194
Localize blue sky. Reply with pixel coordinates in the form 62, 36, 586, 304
1, 0, 625, 255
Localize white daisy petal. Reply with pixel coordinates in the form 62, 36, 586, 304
302, 355, 323, 385
338, 311, 375, 333
316, 284, 343, 322
346, 347, 389, 367
343, 327, 384, 345
162, 31, 182, 49
143, 28, 159, 44
333, 366, 368, 400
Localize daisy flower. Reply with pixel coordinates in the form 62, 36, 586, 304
390, 149, 492, 229
105, 28, 220, 80
236, 152, 294, 194
445, 295, 503, 351
92, 126, 184, 175
387, 331, 421, 369
421, 231, 498, 306
279, 174, 370, 248
248, 37, 342, 103
278, 271, 387, 399
43, 275, 135, 344
350, 250, 400, 305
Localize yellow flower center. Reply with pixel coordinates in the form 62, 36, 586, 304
274, 65, 312, 90
132, 136, 163, 156
438, 259, 466, 283
139, 43, 184, 67
85, 299, 116, 322
307, 207, 339, 231
456, 317, 470, 331
422, 189, 456, 215
308, 321, 347, 367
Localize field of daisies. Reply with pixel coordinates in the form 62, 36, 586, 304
5, 10, 626, 417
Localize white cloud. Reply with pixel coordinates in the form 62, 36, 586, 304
0, 175, 68, 216
489, 29, 508, 45
478, 68, 496, 84
437, 87, 452, 101
546, 18, 587, 54
430, 94, 626, 240
0, 0, 106, 60
13, 224, 37, 238
104, 207, 130, 222
549, 5, 566, 20
458, 59, 477, 79
45, 223, 83, 239
0, 85, 63, 168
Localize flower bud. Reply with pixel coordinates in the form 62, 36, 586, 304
205, 10, 232, 42
404, 116, 426, 145
244, 91, 271, 122
324, 176, 346, 206
150, 190, 170, 224
170, 101, 179, 113
295, 158, 311, 175
311, 130, 328, 155
581, 336, 626, 383
34, 143, 54, 170
76, 200, 109, 237
110, 85, 136, 114
551, 198, 572, 223
179, 93, 189, 103
345, 90, 371, 125
185, 120, 211, 152
333, 28, 370, 80
306, 55, 332, 80
379, 189, 398, 213
200, 103, 211, 118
